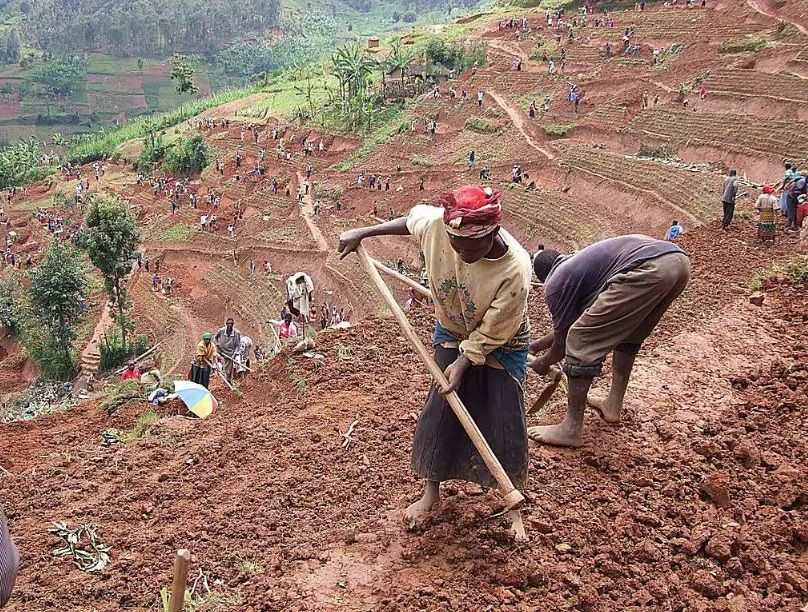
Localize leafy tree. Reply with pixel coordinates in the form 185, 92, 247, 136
402, 12, 416, 23
25, 0, 282, 56
0, 275, 23, 333
33, 55, 88, 118
84, 193, 140, 352
392, 11, 401, 22
0, 139, 51, 188
5, 30, 20, 65
170, 54, 198, 96
27, 239, 87, 378
386, 41, 413, 92
133, 133, 167, 173
33, 55, 88, 99
163, 134, 211, 174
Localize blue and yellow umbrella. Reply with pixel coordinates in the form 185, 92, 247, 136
174, 380, 218, 419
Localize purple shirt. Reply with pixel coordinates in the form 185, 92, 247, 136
544, 235, 684, 330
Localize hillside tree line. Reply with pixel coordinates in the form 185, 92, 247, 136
22, 0, 281, 56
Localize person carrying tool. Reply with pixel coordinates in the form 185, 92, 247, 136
529, 235, 691, 447
215, 317, 241, 382
338, 185, 531, 541
191, 332, 218, 389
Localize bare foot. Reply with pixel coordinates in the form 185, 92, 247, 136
404, 483, 440, 529
508, 509, 527, 542
586, 394, 621, 423
528, 423, 584, 448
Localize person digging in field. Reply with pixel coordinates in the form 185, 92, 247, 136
755, 185, 778, 243
338, 185, 532, 541
215, 317, 242, 382
529, 236, 691, 447
721, 170, 739, 231
665, 220, 684, 241
192, 332, 218, 389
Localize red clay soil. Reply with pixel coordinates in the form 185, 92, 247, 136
1, 221, 806, 611
1, 1, 808, 609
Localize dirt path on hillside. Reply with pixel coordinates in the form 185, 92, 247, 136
746, 0, 808, 34
488, 91, 556, 161
296, 171, 330, 252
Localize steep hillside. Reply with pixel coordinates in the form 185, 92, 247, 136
0, 0, 807, 609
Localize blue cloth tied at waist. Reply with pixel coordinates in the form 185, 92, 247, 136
433, 321, 529, 383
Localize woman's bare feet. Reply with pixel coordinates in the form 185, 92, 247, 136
508, 509, 527, 542
527, 421, 584, 448
404, 481, 440, 529
586, 394, 622, 423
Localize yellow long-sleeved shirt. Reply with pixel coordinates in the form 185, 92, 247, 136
406, 204, 531, 366
195, 340, 218, 365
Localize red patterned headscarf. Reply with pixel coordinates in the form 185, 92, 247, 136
440, 185, 502, 238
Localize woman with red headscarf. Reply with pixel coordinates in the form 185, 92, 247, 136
755, 184, 777, 243
339, 185, 531, 540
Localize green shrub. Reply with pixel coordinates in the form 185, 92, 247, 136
719, 37, 767, 54
465, 117, 501, 134
784, 255, 808, 286
99, 330, 149, 373
163, 135, 211, 174
542, 124, 574, 137
99, 380, 145, 415
133, 135, 167, 173
638, 143, 677, 159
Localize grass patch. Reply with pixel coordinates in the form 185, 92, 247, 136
784, 255, 808, 285
542, 124, 574, 137
748, 256, 808, 291
410, 154, 431, 167
638, 143, 677, 159
158, 223, 197, 241
98, 380, 144, 415
719, 37, 767, 55
105, 409, 158, 443
465, 117, 501, 134
334, 108, 408, 172
66, 87, 257, 165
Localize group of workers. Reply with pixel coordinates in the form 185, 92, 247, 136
338, 184, 691, 540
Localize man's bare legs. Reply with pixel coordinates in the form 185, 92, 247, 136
527, 375, 591, 448
405, 481, 528, 541
587, 350, 636, 423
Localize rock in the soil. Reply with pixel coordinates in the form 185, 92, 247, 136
690, 569, 724, 598
705, 532, 734, 563
748, 292, 765, 306
732, 439, 760, 468
701, 473, 732, 508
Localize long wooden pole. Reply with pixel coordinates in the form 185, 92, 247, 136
356, 245, 524, 511
168, 549, 191, 612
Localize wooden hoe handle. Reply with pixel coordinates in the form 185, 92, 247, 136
168, 549, 191, 612
356, 245, 525, 510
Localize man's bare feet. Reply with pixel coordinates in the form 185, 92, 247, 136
586, 394, 621, 423
508, 509, 527, 542
404, 481, 440, 529
528, 422, 584, 448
